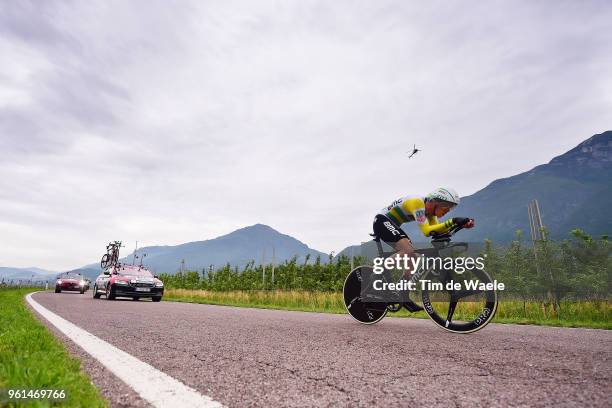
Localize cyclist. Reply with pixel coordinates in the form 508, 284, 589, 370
372, 187, 474, 310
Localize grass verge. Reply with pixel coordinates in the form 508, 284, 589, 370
165, 288, 610, 329
0, 288, 107, 407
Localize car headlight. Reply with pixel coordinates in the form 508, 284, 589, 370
114, 280, 128, 285
155, 282, 164, 287
57, 280, 62, 284
80, 280, 85, 286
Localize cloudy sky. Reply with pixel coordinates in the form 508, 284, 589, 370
1, 1, 611, 271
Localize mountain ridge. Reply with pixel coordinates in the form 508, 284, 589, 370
0, 266, 58, 282
342, 130, 611, 254
461, 130, 611, 242
77, 223, 328, 278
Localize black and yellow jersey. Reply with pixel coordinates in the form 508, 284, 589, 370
378, 195, 456, 237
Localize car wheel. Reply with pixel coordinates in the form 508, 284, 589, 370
132, 297, 140, 301
80, 287, 85, 294
152, 297, 162, 302
55, 286, 61, 293
93, 284, 101, 299
106, 284, 116, 300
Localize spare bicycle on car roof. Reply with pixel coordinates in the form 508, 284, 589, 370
100, 241, 122, 270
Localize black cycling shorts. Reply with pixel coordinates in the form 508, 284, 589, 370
372, 214, 410, 244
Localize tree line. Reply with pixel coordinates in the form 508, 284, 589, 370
159, 229, 610, 304
484, 229, 609, 308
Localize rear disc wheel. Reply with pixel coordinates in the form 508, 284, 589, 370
343, 266, 387, 324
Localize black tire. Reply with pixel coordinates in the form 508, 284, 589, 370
80, 288, 85, 294
106, 284, 116, 300
132, 297, 140, 301
93, 284, 101, 299
55, 287, 61, 293
420, 267, 498, 333
343, 266, 387, 324
152, 297, 162, 302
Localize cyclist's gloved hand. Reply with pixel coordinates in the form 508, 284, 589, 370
452, 217, 474, 228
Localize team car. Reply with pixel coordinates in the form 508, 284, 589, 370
55, 272, 88, 294
93, 264, 164, 301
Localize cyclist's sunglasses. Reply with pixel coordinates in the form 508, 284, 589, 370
437, 201, 456, 209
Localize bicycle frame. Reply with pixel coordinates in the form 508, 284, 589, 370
372, 234, 469, 286
101, 241, 123, 270
345, 225, 498, 333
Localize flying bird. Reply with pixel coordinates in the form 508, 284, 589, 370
407, 144, 421, 159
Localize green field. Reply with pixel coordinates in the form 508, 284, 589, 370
165, 288, 611, 329
0, 288, 107, 408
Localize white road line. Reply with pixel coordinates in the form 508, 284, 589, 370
26, 293, 225, 408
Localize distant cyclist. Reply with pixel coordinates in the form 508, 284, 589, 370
372, 187, 474, 310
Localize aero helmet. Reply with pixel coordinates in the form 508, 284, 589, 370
427, 187, 460, 206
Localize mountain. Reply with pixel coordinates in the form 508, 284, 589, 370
334, 245, 362, 259
0, 266, 57, 282
65, 267, 101, 282
456, 131, 611, 242
82, 224, 328, 274
338, 130, 611, 252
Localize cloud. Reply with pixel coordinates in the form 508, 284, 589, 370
1, 1, 611, 270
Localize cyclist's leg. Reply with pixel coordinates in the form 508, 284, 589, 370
372, 215, 404, 279
393, 238, 424, 311
393, 238, 417, 278
372, 215, 407, 247
372, 215, 417, 277
372, 216, 423, 310
371, 216, 406, 299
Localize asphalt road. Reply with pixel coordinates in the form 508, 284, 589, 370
30, 291, 611, 407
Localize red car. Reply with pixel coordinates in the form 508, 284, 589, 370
55, 272, 88, 294
93, 264, 164, 301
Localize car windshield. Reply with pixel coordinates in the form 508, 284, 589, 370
117, 267, 153, 277
59, 274, 81, 280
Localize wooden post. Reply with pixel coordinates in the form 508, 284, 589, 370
271, 247, 275, 286
528, 199, 556, 313
262, 249, 266, 289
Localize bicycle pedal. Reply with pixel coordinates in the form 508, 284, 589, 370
387, 303, 401, 312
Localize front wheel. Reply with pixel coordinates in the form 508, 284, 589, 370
152, 297, 162, 302
106, 284, 116, 300
93, 284, 101, 299
55, 287, 61, 293
420, 267, 498, 333
343, 266, 387, 324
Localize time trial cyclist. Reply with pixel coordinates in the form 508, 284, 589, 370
372, 187, 475, 310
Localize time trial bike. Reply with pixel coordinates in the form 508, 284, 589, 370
342, 225, 498, 333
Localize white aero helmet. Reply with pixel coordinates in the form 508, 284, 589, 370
427, 187, 460, 206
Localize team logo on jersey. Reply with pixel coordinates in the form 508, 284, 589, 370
415, 209, 426, 223
387, 198, 402, 211
383, 221, 400, 236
